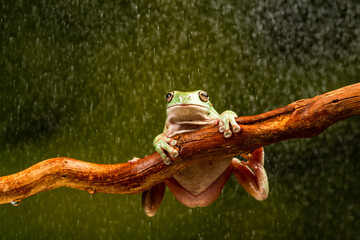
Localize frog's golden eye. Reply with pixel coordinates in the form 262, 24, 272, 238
198, 91, 209, 102
166, 91, 174, 103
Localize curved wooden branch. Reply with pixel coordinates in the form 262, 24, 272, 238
1, 83, 359, 205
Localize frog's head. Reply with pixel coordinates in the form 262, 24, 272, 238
165, 90, 214, 120
166, 90, 212, 108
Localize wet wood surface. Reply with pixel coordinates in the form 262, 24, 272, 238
0, 83, 359, 205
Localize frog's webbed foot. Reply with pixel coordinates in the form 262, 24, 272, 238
142, 182, 166, 217
219, 110, 241, 138
232, 147, 269, 200
153, 133, 179, 165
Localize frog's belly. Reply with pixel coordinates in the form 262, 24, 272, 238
172, 157, 232, 196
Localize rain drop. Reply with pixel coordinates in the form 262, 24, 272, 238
85, 187, 96, 195
10, 200, 21, 206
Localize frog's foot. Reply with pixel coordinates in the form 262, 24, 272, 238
142, 182, 166, 217
232, 147, 269, 201
219, 110, 241, 138
153, 133, 179, 165
165, 165, 233, 207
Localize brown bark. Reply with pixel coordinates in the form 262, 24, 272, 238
0, 83, 359, 205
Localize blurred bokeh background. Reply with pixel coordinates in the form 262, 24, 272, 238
0, 0, 359, 239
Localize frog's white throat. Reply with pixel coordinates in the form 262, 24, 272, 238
166, 104, 218, 137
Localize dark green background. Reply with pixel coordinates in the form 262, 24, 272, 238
1, 0, 359, 239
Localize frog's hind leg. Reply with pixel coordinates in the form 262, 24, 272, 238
165, 165, 233, 208
142, 182, 166, 217
232, 147, 269, 200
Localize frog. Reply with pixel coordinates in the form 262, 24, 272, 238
142, 90, 269, 217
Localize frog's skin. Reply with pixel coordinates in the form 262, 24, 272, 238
142, 90, 269, 217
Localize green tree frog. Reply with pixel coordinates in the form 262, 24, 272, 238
142, 90, 269, 217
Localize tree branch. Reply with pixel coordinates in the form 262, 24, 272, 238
0, 83, 359, 205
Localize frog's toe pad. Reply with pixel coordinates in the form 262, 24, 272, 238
224, 130, 232, 138
171, 149, 179, 158
219, 126, 225, 132
232, 125, 241, 133
164, 157, 171, 165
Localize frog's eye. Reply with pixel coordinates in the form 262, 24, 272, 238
166, 91, 174, 103
198, 91, 209, 102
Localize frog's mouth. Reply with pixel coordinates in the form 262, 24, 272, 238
167, 104, 209, 110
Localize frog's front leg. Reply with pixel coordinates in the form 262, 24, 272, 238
232, 147, 269, 200
218, 110, 241, 138
153, 133, 179, 165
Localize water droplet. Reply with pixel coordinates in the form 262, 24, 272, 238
11, 200, 21, 206
85, 187, 96, 195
